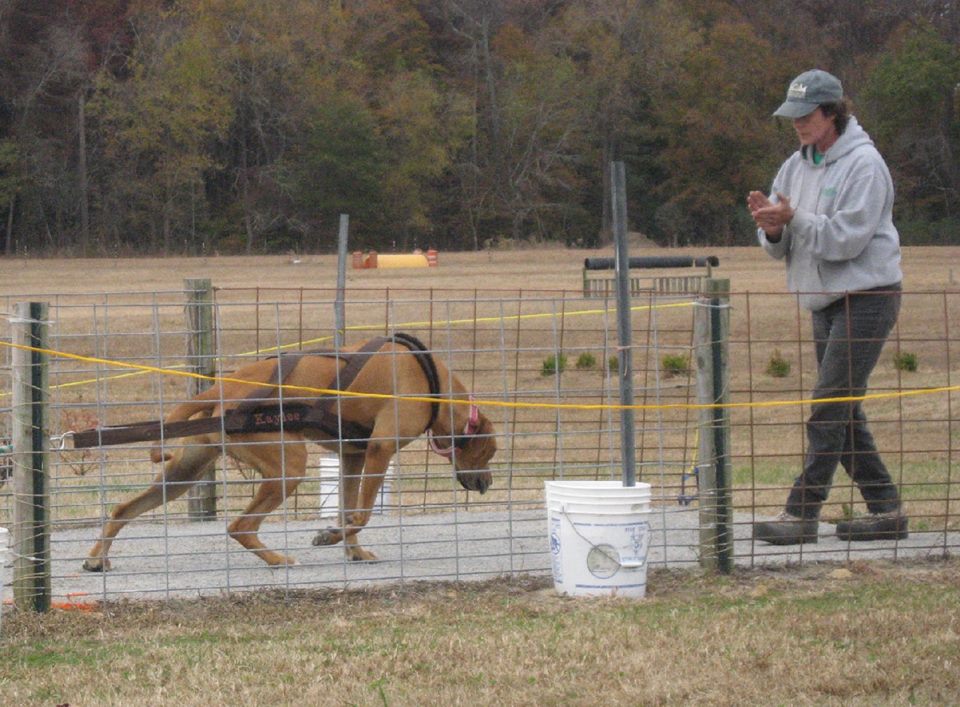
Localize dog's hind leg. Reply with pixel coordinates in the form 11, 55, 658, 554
339, 452, 380, 561
226, 437, 307, 566
312, 441, 394, 561
317, 452, 381, 561
312, 452, 357, 555
83, 440, 220, 572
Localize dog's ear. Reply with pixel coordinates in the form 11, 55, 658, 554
467, 414, 497, 467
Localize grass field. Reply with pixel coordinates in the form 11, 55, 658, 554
5, 245, 957, 523
2, 246, 960, 704
2, 560, 958, 705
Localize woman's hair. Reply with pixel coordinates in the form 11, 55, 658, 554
819, 98, 851, 134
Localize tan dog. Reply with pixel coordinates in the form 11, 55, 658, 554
83, 335, 496, 570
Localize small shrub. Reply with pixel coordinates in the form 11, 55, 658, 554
766, 349, 791, 378
607, 356, 619, 374
893, 351, 918, 372
661, 353, 690, 377
541, 353, 567, 376
575, 352, 597, 370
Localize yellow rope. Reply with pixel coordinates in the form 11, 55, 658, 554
2, 299, 693, 400
2, 338, 957, 413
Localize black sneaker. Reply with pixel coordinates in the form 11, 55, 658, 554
753, 511, 819, 545
835, 511, 909, 541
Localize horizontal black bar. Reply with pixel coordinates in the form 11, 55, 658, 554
71, 403, 318, 448
583, 255, 719, 271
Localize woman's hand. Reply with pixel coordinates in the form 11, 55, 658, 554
748, 191, 794, 241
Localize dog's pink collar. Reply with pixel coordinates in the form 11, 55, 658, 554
429, 400, 480, 459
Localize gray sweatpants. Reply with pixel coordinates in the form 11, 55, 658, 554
786, 284, 903, 519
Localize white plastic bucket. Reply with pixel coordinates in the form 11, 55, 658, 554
545, 480, 652, 599
318, 456, 393, 518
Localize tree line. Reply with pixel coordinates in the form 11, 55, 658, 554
1, 0, 957, 256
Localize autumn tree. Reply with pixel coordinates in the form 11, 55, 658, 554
0, 0, 132, 254
0, 1, 91, 252
552, 0, 698, 245
654, 12, 785, 246
186, 0, 461, 253
860, 23, 960, 242
1, 0, 958, 254
89, 6, 232, 253
338, 0, 471, 251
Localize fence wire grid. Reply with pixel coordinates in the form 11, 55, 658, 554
1, 279, 958, 606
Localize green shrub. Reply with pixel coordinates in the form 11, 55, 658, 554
661, 353, 690, 377
893, 351, 918, 372
607, 356, 619, 374
575, 352, 597, 370
541, 353, 567, 376
766, 349, 791, 378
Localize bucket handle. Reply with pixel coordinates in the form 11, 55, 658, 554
559, 504, 647, 569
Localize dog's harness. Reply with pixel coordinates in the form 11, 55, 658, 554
236, 332, 443, 449
72, 332, 448, 450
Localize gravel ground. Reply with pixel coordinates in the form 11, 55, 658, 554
3, 508, 957, 605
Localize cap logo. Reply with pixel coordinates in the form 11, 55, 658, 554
787, 82, 807, 99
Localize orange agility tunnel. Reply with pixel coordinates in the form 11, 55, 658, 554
352, 250, 439, 269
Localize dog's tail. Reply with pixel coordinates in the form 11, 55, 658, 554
149, 386, 223, 463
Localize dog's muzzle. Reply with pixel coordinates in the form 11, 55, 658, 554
456, 469, 492, 494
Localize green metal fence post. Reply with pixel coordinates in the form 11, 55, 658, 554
12, 301, 51, 612
695, 278, 733, 572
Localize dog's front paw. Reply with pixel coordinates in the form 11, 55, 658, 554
346, 546, 379, 562
265, 554, 297, 567
311, 528, 341, 546
82, 558, 111, 572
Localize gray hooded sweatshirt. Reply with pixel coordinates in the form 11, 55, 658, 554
758, 115, 902, 311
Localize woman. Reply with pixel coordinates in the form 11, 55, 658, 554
748, 69, 908, 544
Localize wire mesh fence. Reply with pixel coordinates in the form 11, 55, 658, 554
1, 276, 958, 607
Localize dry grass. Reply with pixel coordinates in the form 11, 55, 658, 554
2, 558, 959, 705
7, 247, 956, 526
2, 247, 959, 704
3, 247, 958, 523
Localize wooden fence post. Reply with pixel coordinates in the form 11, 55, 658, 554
184, 279, 217, 520
12, 301, 51, 612
694, 279, 733, 572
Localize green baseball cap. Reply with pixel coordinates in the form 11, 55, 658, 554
773, 69, 843, 118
